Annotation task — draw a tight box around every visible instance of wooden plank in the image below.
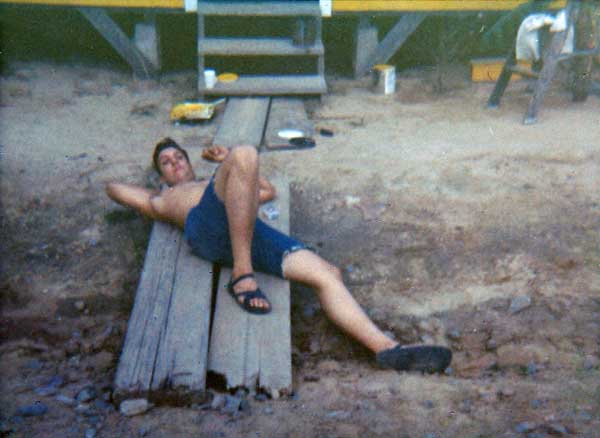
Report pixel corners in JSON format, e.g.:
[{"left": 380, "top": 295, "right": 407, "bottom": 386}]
[
  {"left": 114, "top": 221, "right": 213, "bottom": 404},
  {"left": 78, "top": 7, "right": 158, "bottom": 79},
  {"left": 332, "top": 0, "right": 566, "bottom": 12},
  {"left": 201, "top": 75, "right": 327, "bottom": 97},
  {"left": 264, "top": 97, "right": 314, "bottom": 150},
  {"left": 208, "top": 179, "right": 292, "bottom": 394},
  {"left": 213, "top": 97, "right": 270, "bottom": 147},
  {"left": 114, "top": 221, "right": 179, "bottom": 398},
  {"left": 150, "top": 239, "right": 213, "bottom": 399}
]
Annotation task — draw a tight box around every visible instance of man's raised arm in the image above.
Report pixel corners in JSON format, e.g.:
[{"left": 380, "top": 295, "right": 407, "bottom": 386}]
[{"left": 106, "top": 182, "right": 160, "bottom": 220}]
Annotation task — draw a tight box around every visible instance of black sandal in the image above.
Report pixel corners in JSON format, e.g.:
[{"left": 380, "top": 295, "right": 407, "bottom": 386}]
[{"left": 226, "top": 273, "right": 272, "bottom": 315}]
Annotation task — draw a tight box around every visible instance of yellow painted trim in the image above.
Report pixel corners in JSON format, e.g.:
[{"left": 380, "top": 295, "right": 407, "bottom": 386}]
[
  {"left": 0, "top": 0, "right": 183, "bottom": 8},
  {"left": 0, "top": 0, "right": 567, "bottom": 12},
  {"left": 333, "top": 0, "right": 566, "bottom": 12}
]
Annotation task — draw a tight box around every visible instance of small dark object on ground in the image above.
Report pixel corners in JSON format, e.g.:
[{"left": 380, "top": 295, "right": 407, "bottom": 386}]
[
  {"left": 319, "top": 128, "right": 334, "bottom": 137},
  {"left": 16, "top": 402, "right": 48, "bottom": 417},
  {"left": 288, "top": 137, "right": 316, "bottom": 150}
]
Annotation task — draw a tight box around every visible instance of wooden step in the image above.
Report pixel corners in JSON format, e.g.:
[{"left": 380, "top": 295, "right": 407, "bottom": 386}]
[
  {"left": 199, "top": 1, "right": 321, "bottom": 16},
  {"left": 200, "top": 74, "right": 326, "bottom": 95},
  {"left": 199, "top": 37, "right": 324, "bottom": 56}
]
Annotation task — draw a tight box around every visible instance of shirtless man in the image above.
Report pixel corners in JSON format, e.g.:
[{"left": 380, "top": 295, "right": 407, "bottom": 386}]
[{"left": 106, "top": 138, "right": 452, "bottom": 373}]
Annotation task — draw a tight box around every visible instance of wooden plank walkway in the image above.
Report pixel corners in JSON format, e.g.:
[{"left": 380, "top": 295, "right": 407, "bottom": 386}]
[
  {"left": 264, "top": 97, "right": 314, "bottom": 150},
  {"left": 208, "top": 178, "right": 292, "bottom": 395},
  {"left": 114, "top": 221, "right": 213, "bottom": 405},
  {"left": 213, "top": 97, "right": 270, "bottom": 147},
  {"left": 115, "top": 96, "right": 302, "bottom": 404}
]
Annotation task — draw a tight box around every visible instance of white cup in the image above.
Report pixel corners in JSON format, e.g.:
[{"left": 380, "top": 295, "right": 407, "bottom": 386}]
[{"left": 204, "top": 69, "right": 216, "bottom": 89}]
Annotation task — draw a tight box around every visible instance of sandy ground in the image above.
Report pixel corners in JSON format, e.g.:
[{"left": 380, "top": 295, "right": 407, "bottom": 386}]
[{"left": 1, "top": 61, "right": 600, "bottom": 437}]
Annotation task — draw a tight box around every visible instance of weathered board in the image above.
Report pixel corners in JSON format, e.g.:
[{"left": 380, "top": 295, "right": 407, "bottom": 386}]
[
  {"left": 114, "top": 221, "right": 213, "bottom": 405},
  {"left": 208, "top": 178, "right": 292, "bottom": 395},
  {"left": 213, "top": 97, "right": 270, "bottom": 147},
  {"left": 264, "top": 97, "right": 314, "bottom": 150}
]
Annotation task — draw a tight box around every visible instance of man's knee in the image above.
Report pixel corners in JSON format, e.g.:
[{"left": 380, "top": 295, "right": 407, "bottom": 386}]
[
  {"left": 228, "top": 145, "right": 258, "bottom": 172},
  {"left": 328, "top": 264, "right": 343, "bottom": 282},
  {"left": 316, "top": 260, "right": 343, "bottom": 286}
]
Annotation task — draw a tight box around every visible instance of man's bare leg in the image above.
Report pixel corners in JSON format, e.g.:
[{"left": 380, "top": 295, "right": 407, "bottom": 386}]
[
  {"left": 283, "top": 250, "right": 452, "bottom": 372},
  {"left": 282, "top": 249, "right": 397, "bottom": 353},
  {"left": 214, "top": 146, "right": 269, "bottom": 310}
]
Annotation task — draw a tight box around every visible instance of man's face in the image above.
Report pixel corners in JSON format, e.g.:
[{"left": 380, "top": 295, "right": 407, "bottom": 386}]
[{"left": 157, "top": 147, "right": 195, "bottom": 186}]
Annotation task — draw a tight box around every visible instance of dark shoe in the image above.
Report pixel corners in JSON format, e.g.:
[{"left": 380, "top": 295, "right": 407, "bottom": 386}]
[
  {"left": 227, "top": 273, "right": 271, "bottom": 315},
  {"left": 376, "top": 345, "right": 452, "bottom": 374}
]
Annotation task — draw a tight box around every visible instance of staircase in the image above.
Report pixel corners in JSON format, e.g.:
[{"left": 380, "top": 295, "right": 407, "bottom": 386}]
[{"left": 197, "top": 1, "right": 327, "bottom": 96}]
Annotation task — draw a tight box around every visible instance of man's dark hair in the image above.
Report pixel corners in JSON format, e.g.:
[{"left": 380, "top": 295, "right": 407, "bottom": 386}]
[{"left": 152, "top": 137, "right": 190, "bottom": 175}]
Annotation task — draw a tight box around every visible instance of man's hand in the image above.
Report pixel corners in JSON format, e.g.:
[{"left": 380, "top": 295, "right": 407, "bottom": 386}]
[{"left": 202, "top": 146, "right": 229, "bottom": 163}]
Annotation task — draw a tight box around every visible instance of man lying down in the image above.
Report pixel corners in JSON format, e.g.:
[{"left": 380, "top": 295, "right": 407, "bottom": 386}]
[{"left": 106, "top": 138, "right": 452, "bottom": 373}]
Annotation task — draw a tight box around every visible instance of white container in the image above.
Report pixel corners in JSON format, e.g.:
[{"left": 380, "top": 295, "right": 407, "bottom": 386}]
[
  {"left": 372, "top": 64, "right": 396, "bottom": 95},
  {"left": 204, "top": 69, "right": 217, "bottom": 89}
]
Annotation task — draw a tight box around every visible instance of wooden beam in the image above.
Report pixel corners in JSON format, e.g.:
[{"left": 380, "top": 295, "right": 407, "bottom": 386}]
[
  {"left": 208, "top": 178, "right": 292, "bottom": 395},
  {"left": 213, "top": 97, "right": 270, "bottom": 147},
  {"left": 358, "top": 13, "right": 426, "bottom": 77},
  {"left": 78, "top": 7, "right": 158, "bottom": 79}
]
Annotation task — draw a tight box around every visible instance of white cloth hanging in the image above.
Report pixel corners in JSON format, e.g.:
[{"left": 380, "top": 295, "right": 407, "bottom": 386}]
[{"left": 516, "top": 10, "right": 574, "bottom": 61}]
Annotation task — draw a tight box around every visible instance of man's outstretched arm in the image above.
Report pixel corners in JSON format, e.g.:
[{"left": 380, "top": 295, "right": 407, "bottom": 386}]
[{"left": 106, "top": 182, "right": 160, "bottom": 220}]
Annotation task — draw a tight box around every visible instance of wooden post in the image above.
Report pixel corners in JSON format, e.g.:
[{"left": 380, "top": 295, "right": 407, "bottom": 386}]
[
  {"left": 487, "top": 46, "right": 518, "bottom": 108},
  {"left": 524, "top": 1, "right": 577, "bottom": 124},
  {"left": 354, "top": 16, "right": 378, "bottom": 78},
  {"left": 134, "top": 14, "right": 161, "bottom": 71}
]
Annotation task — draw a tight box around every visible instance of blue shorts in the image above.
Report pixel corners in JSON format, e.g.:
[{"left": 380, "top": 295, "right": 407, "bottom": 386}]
[{"left": 184, "top": 178, "right": 307, "bottom": 279}]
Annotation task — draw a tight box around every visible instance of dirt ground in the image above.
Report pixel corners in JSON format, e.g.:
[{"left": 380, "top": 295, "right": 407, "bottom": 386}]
[{"left": 1, "top": 61, "right": 600, "bottom": 437}]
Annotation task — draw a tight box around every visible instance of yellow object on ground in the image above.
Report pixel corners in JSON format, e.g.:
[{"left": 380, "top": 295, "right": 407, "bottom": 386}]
[
  {"left": 217, "top": 73, "right": 239, "bottom": 83},
  {"left": 470, "top": 58, "right": 532, "bottom": 82},
  {"left": 169, "top": 99, "right": 225, "bottom": 122}
]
